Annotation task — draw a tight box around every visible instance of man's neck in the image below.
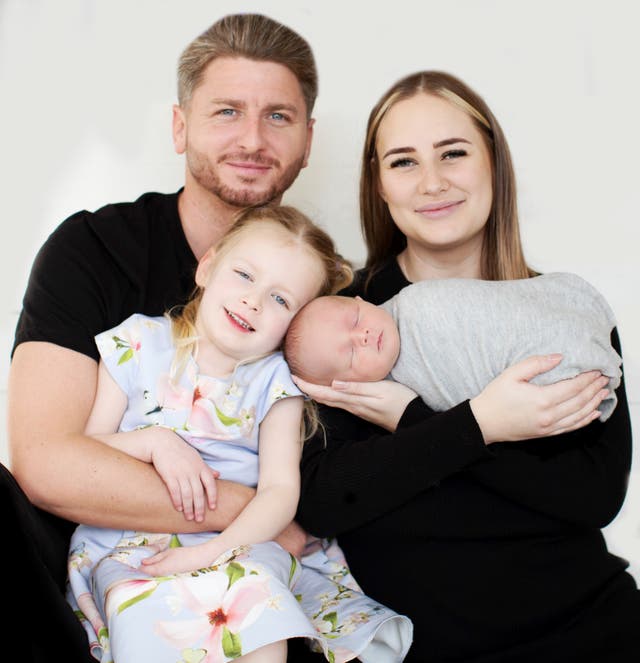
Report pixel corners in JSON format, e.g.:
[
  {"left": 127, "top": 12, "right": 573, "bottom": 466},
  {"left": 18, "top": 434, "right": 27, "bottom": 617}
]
[{"left": 177, "top": 183, "right": 240, "bottom": 261}]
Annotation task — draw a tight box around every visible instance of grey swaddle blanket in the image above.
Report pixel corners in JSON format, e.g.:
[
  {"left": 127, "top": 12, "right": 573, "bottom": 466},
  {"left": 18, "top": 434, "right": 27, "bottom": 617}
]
[{"left": 380, "top": 272, "right": 621, "bottom": 421}]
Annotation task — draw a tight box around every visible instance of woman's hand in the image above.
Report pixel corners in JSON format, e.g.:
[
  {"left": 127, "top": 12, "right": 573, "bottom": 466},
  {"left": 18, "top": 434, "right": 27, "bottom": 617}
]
[
  {"left": 470, "top": 354, "right": 610, "bottom": 444},
  {"left": 292, "top": 375, "right": 418, "bottom": 431},
  {"left": 149, "top": 431, "right": 219, "bottom": 522}
]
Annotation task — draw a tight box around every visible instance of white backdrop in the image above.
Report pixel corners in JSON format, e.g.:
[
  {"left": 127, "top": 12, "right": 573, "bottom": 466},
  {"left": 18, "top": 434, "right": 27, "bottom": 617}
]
[{"left": 1, "top": 0, "right": 638, "bottom": 579}]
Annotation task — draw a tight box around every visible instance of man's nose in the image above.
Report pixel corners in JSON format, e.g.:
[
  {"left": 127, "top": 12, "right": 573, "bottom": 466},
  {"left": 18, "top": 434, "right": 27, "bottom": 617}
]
[{"left": 236, "top": 116, "right": 267, "bottom": 153}]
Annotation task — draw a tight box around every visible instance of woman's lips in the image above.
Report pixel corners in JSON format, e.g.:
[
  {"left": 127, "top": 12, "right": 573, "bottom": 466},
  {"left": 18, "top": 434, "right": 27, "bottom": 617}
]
[{"left": 415, "top": 200, "right": 463, "bottom": 218}]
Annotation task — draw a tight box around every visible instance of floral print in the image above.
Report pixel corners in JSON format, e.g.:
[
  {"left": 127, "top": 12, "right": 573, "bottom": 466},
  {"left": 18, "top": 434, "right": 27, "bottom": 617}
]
[{"left": 66, "top": 315, "right": 413, "bottom": 661}]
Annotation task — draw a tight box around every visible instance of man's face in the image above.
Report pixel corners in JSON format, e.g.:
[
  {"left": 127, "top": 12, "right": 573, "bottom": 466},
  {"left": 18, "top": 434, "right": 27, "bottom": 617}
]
[{"left": 173, "top": 56, "right": 314, "bottom": 208}]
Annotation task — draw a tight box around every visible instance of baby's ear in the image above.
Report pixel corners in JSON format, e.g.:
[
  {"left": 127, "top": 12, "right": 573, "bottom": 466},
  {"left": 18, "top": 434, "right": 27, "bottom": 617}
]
[{"left": 195, "top": 248, "right": 216, "bottom": 287}]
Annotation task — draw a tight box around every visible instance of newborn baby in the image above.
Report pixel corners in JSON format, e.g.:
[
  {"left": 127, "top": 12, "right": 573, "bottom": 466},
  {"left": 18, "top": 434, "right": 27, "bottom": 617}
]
[{"left": 284, "top": 272, "right": 622, "bottom": 420}]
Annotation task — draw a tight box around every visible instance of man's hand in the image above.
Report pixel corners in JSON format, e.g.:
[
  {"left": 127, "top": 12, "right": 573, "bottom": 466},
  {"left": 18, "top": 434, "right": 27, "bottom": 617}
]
[{"left": 274, "top": 520, "right": 310, "bottom": 558}]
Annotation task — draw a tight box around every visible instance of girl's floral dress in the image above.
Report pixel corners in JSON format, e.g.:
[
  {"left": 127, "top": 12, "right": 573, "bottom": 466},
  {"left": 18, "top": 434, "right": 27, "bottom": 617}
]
[{"left": 67, "top": 314, "right": 413, "bottom": 663}]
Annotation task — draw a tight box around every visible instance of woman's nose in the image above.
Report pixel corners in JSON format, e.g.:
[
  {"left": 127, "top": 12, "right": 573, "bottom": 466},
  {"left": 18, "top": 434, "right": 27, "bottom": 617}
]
[{"left": 419, "top": 166, "right": 449, "bottom": 195}]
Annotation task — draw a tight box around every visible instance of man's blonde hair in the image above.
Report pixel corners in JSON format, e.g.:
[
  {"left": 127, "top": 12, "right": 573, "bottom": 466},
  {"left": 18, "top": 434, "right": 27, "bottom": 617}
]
[{"left": 178, "top": 13, "right": 318, "bottom": 118}]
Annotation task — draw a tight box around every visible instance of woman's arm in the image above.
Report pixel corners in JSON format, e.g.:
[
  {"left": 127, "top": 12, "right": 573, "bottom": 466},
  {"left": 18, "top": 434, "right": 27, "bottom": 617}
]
[
  {"left": 296, "top": 355, "right": 608, "bottom": 537},
  {"left": 467, "top": 329, "right": 632, "bottom": 528},
  {"left": 141, "top": 396, "right": 304, "bottom": 575}
]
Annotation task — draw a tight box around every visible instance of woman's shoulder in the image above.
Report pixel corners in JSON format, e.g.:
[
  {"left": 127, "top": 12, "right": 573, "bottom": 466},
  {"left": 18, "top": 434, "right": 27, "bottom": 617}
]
[{"left": 339, "top": 256, "right": 409, "bottom": 305}]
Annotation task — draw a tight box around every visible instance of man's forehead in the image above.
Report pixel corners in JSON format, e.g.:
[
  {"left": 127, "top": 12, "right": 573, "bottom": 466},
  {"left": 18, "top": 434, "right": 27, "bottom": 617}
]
[{"left": 196, "top": 56, "right": 306, "bottom": 108}]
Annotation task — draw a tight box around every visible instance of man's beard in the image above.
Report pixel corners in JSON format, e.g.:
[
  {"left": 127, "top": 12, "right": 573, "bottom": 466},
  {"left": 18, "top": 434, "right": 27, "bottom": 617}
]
[{"left": 187, "top": 149, "right": 306, "bottom": 208}]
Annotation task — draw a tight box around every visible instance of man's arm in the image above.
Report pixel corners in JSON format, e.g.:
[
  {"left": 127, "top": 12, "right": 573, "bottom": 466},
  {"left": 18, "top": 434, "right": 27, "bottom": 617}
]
[{"left": 8, "top": 341, "right": 254, "bottom": 532}]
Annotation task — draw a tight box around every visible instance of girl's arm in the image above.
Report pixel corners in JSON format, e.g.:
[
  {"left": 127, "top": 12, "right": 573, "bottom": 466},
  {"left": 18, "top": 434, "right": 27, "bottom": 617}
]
[
  {"left": 86, "top": 359, "right": 218, "bottom": 521},
  {"left": 141, "top": 395, "right": 303, "bottom": 576}
]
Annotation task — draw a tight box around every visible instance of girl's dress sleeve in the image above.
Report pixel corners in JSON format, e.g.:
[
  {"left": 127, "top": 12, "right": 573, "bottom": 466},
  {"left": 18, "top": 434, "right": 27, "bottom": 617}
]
[
  {"left": 93, "top": 313, "right": 160, "bottom": 398},
  {"left": 252, "top": 352, "right": 304, "bottom": 424}
]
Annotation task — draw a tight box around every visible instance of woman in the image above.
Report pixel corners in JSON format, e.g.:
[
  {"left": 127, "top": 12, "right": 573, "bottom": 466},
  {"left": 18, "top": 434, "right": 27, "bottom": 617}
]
[{"left": 294, "top": 71, "right": 640, "bottom": 662}]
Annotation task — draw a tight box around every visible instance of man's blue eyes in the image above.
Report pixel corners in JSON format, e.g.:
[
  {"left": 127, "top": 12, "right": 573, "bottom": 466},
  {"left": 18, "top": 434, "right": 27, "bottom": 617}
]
[{"left": 217, "top": 110, "right": 287, "bottom": 121}]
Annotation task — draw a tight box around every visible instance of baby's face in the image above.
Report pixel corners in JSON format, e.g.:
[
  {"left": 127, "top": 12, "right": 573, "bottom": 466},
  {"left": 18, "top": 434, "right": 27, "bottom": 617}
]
[{"left": 295, "top": 296, "right": 400, "bottom": 385}]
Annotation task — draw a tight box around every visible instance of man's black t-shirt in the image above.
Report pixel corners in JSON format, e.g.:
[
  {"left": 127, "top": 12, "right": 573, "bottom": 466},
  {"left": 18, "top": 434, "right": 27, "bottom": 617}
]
[{"left": 14, "top": 189, "right": 197, "bottom": 359}]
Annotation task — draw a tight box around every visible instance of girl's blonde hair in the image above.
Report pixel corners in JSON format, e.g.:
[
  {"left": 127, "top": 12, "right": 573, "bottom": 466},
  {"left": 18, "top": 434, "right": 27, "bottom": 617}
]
[
  {"left": 360, "top": 70, "right": 537, "bottom": 288},
  {"left": 168, "top": 205, "right": 353, "bottom": 439}
]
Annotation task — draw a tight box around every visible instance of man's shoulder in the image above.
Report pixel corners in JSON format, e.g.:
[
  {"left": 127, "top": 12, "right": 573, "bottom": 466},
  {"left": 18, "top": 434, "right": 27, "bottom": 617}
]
[{"left": 52, "top": 190, "right": 180, "bottom": 242}]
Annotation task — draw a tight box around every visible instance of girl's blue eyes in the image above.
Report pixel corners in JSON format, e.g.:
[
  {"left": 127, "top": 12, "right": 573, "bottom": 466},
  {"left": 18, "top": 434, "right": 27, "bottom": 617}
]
[
  {"left": 272, "top": 294, "right": 288, "bottom": 307},
  {"left": 235, "top": 271, "right": 288, "bottom": 307}
]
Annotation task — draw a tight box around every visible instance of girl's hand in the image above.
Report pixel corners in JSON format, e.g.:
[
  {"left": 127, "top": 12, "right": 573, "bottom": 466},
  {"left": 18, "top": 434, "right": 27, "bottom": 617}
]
[
  {"left": 292, "top": 375, "right": 418, "bottom": 431},
  {"left": 470, "top": 354, "right": 610, "bottom": 444},
  {"left": 141, "top": 544, "right": 217, "bottom": 576},
  {"left": 150, "top": 432, "right": 219, "bottom": 522}
]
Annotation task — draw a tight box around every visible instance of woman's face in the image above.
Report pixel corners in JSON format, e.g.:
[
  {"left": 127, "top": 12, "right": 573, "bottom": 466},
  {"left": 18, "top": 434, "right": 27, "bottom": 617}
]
[{"left": 376, "top": 93, "right": 493, "bottom": 263}]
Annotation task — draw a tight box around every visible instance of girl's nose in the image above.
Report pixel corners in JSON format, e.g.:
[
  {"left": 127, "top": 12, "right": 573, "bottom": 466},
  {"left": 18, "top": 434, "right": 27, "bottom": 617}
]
[{"left": 241, "top": 293, "right": 261, "bottom": 312}]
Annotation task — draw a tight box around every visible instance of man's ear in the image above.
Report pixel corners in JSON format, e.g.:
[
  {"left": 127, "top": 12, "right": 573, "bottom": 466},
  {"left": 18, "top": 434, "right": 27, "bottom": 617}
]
[
  {"left": 195, "top": 247, "right": 216, "bottom": 287},
  {"left": 301, "top": 117, "right": 315, "bottom": 169},
  {"left": 172, "top": 104, "right": 187, "bottom": 155}
]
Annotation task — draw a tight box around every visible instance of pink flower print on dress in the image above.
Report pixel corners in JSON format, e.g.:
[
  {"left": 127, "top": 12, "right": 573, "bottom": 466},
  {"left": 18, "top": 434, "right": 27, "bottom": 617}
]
[
  {"left": 104, "top": 578, "right": 162, "bottom": 618},
  {"left": 155, "top": 572, "right": 271, "bottom": 661},
  {"left": 156, "top": 371, "right": 240, "bottom": 439},
  {"left": 96, "top": 317, "right": 161, "bottom": 365}
]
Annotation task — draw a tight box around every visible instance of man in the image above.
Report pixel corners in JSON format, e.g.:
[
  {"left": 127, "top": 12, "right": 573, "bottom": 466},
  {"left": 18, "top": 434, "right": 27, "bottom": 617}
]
[{"left": 5, "top": 13, "right": 322, "bottom": 661}]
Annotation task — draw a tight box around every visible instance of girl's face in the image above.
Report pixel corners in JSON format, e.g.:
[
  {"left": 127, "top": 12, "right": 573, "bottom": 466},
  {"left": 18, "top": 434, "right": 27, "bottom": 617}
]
[
  {"left": 194, "top": 223, "right": 325, "bottom": 375},
  {"left": 376, "top": 93, "right": 493, "bottom": 268}
]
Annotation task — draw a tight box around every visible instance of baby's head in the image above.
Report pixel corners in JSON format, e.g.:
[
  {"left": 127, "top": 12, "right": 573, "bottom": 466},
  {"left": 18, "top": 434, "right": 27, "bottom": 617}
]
[{"left": 284, "top": 295, "right": 400, "bottom": 386}]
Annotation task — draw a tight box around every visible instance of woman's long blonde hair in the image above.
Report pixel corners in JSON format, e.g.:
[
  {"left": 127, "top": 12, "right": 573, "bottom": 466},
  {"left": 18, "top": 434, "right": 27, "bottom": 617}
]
[
  {"left": 168, "top": 205, "right": 353, "bottom": 439},
  {"left": 360, "top": 71, "right": 536, "bottom": 286}
]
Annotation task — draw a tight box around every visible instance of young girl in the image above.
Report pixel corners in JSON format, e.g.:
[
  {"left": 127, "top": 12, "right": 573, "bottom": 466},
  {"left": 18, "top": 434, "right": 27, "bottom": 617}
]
[{"left": 66, "top": 206, "right": 413, "bottom": 663}]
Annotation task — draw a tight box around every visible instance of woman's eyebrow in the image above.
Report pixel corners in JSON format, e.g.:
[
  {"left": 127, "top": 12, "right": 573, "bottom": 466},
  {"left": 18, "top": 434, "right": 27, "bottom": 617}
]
[
  {"left": 382, "top": 146, "right": 416, "bottom": 159},
  {"left": 433, "top": 137, "right": 471, "bottom": 148},
  {"left": 382, "top": 137, "right": 471, "bottom": 159}
]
